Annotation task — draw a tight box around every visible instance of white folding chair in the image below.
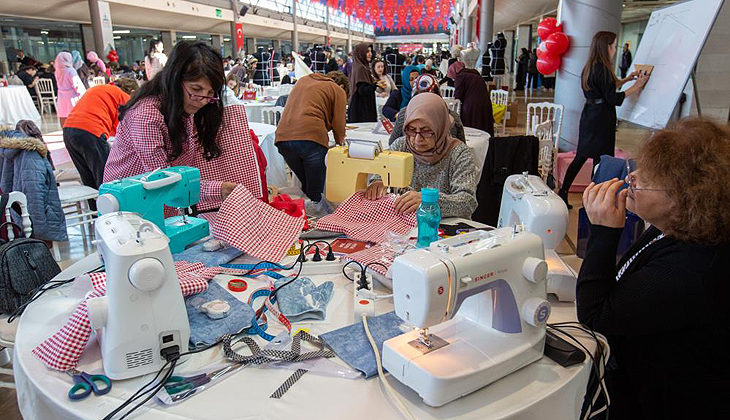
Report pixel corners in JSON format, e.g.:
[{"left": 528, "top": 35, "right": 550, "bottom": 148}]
[
  {"left": 262, "top": 106, "right": 285, "bottom": 126},
  {"left": 55, "top": 184, "right": 99, "bottom": 261},
  {"left": 526, "top": 102, "right": 563, "bottom": 144},
  {"left": 534, "top": 120, "right": 556, "bottom": 182},
  {"left": 490, "top": 89, "right": 509, "bottom": 135},
  {"left": 91, "top": 76, "right": 106, "bottom": 86},
  {"left": 440, "top": 86, "right": 455, "bottom": 98},
  {"left": 34, "top": 78, "right": 57, "bottom": 116},
  {"left": 445, "top": 98, "right": 461, "bottom": 115},
  {"left": 278, "top": 84, "right": 293, "bottom": 95}
]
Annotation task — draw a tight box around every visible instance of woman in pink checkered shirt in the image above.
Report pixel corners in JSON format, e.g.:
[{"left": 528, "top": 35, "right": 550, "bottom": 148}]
[{"left": 103, "top": 41, "right": 238, "bottom": 202}]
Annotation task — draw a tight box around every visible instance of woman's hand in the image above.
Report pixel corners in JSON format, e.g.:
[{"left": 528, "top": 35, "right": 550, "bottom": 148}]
[
  {"left": 582, "top": 179, "right": 628, "bottom": 228},
  {"left": 221, "top": 182, "right": 238, "bottom": 201},
  {"left": 364, "top": 181, "right": 387, "bottom": 200},
  {"left": 376, "top": 80, "right": 388, "bottom": 89},
  {"left": 394, "top": 191, "right": 421, "bottom": 215}
]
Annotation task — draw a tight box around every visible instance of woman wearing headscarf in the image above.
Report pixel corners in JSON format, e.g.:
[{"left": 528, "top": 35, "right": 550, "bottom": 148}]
[
  {"left": 388, "top": 73, "right": 465, "bottom": 145},
  {"left": 365, "top": 93, "right": 478, "bottom": 219},
  {"left": 347, "top": 43, "right": 380, "bottom": 123},
  {"left": 71, "top": 50, "right": 91, "bottom": 89},
  {"left": 55, "top": 52, "right": 87, "bottom": 126},
  {"left": 86, "top": 50, "right": 110, "bottom": 77},
  {"left": 382, "top": 64, "right": 420, "bottom": 122},
  {"left": 454, "top": 60, "right": 495, "bottom": 136}
]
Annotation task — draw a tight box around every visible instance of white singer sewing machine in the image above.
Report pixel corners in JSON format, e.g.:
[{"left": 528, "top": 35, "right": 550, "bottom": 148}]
[
  {"left": 325, "top": 139, "right": 413, "bottom": 203},
  {"left": 498, "top": 173, "right": 577, "bottom": 301},
  {"left": 382, "top": 227, "right": 551, "bottom": 407},
  {"left": 87, "top": 212, "right": 190, "bottom": 380}
]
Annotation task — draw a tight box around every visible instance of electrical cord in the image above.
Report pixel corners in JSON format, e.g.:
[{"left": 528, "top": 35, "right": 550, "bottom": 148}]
[
  {"left": 548, "top": 323, "right": 611, "bottom": 420},
  {"left": 118, "top": 359, "right": 178, "bottom": 420},
  {"left": 102, "top": 359, "right": 175, "bottom": 420},
  {"left": 363, "top": 314, "right": 418, "bottom": 420}
]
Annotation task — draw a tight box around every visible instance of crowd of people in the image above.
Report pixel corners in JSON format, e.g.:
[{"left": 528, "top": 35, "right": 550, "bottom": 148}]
[{"left": 2, "top": 32, "right": 729, "bottom": 420}]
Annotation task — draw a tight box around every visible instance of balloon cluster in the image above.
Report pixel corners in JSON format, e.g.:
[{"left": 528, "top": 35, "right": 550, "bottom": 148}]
[
  {"left": 106, "top": 49, "right": 119, "bottom": 64},
  {"left": 536, "top": 18, "right": 569, "bottom": 75}
]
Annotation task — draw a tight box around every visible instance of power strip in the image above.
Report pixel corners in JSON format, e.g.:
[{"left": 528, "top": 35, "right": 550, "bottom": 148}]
[
  {"left": 353, "top": 272, "right": 375, "bottom": 322},
  {"left": 297, "top": 259, "right": 344, "bottom": 276}
]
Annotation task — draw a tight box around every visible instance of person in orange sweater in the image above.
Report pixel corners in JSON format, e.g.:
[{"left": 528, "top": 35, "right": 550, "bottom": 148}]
[
  {"left": 62, "top": 78, "right": 138, "bottom": 193},
  {"left": 275, "top": 71, "right": 348, "bottom": 202}
]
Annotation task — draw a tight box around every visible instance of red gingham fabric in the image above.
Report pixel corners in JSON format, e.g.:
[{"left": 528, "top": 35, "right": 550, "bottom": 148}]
[
  {"left": 212, "top": 185, "right": 304, "bottom": 262},
  {"left": 315, "top": 192, "right": 417, "bottom": 243},
  {"left": 103, "top": 98, "right": 264, "bottom": 216},
  {"left": 32, "top": 262, "right": 221, "bottom": 372},
  {"left": 341, "top": 242, "right": 401, "bottom": 276}
]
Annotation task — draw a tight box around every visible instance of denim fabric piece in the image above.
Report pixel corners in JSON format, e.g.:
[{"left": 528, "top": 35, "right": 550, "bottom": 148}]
[
  {"left": 320, "top": 311, "right": 407, "bottom": 378},
  {"left": 185, "top": 282, "right": 254, "bottom": 349},
  {"left": 593, "top": 155, "right": 629, "bottom": 186},
  {"left": 274, "top": 277, "right": 334, "bottom": 322},
  {"left": 173, "top": 242, "right": 243, "bottom": 267}
]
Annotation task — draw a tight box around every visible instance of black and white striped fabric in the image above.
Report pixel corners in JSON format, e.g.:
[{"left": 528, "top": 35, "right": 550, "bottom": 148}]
[
  {"left": 270, "top": 369, "right": 308, "bottom": 399},
  {"left": 616, "top": 233, "right": 665, "bottom": 281},
  {"left": 220, "top": 330, "right": 334, "bottom": 365}
]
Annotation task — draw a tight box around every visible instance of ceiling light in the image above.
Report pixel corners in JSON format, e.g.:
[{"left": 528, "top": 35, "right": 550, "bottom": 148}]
[
  {"left": 113, "top": 36, "right": 121, "bottom": 39},
  {"left": 224, "top": 38, "right": 230, "bottom": 41},
  {"left": 182, "top": 35, "right": 197, "bottom": 39},
  {"left": 113, "top": 29, "right": 130, "bottom": 34},
  {"left": 40, "top": 30, "right": 49, "bottom": 34}
]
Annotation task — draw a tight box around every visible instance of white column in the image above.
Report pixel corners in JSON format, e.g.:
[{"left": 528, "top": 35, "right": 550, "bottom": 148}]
[
  {"left": 88, "top": 0, "right": 115, "bottom": 54},
  {"left": 516, "top": 24, "right": 531, "bottom": 55},
  {"left": 504, "top": 29, "right": 515, "bottom": 73},
  {"left": 326, "top": 7, "right": 331, "bottom": 46},
  {"left": 478, "top": 0, "right": 494, "bottom": 53},
  {"left": 161, "top": 31, "right": 176, "bottom": 56},
  {"left": 292, "top": 0, "right": 299, "bottom": 53},
  {"left": 554, "top": 0, "right": 622, "bottom": 151},
  {"left": 347, "top": 15, "right": 353, "bottom": 53}
]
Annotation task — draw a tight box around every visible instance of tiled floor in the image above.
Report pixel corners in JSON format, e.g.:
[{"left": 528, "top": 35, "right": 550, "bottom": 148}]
[{"left": 0, "top": 87, "right": 652, "bottom": 420}]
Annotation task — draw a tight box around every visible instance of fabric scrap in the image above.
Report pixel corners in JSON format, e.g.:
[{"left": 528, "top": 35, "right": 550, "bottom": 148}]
[
  {"left": 274, "top": 277, "right": 334, "bottom": 322},
  {"left": 173, "top": 241, "right": 243, "bottom": 267},
  {"left": 314, "top": 192, "right": 416, "bottom": 243},
  {"left": 32, "top": 261, "right": 221, "bottom": 372},
  {"left": 186, "top": 282, "right": 255, "bottom": 348},
  {"left": 320, "top": 311, "right": 408, "bottom": 378},
  {"left": 212, "top": 185, "right": 305, "bottom": 262}
]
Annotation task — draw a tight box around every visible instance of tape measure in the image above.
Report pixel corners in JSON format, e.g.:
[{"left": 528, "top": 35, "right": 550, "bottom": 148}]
[{"left": 248, "top": 288, "right": 292, "bottom": 338}]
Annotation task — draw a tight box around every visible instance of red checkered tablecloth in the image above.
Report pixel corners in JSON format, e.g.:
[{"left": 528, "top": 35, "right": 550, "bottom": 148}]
[
  {"left": 31, "top": 261, "right": 221, "bottom": 372},
  {"left": 212, "top": 185, "right": 305, "bottom": 262},
  {"left": 315, "top": 192, "right": 416, "bottom": 243}
]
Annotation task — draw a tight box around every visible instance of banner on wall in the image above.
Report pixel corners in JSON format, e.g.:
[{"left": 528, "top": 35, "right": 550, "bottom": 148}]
[
  {"left": 398, "top": 43, "right": 423, "bottom": 54},
  {"left": 235, "top": 23, "right": 244, "bottom": 53}
]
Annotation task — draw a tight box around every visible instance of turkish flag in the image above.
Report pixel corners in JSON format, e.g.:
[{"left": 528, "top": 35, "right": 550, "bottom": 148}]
[{"left": 235, "top": 23, "right": 244, "bottom": 51}]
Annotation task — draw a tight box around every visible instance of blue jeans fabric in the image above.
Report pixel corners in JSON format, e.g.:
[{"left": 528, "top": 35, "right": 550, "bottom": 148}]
[
  {"left": 173, "top": 242, "right": 243, "bottom": 266},
  {"left": 185, "top": 282, "right": 255, "bottom": 349},
  {"left": 274, "top": 277, "right": 334, "bottom": 322},
  {"left": 276, "top": 140, "right": 328, "bottom": 201},
  {"left": 320, "top": 311, "right": 407, "bottom": 378}
]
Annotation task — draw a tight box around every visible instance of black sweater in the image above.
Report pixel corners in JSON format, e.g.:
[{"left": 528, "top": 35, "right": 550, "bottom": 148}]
[{"left": 577, "top": 225, "right": 730, "bottom": 419}]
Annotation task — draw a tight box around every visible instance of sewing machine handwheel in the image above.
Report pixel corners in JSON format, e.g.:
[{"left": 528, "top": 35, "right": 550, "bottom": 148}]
[{"left": 128, "top": 258, "right": 165, "bottom": 291}]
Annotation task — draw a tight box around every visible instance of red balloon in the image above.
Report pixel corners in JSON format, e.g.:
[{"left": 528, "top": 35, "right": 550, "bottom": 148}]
[
  {"left": 545, "top": 32, "right": 570, "bottom": 55},
  {"left": 537, "top": 17, "right": 562, "bottom": 41},
  {"left": 536, "top": 41, "right": 549, "bottom": 58},
  {"left": 537, "top": 53, "right": 561, "bottom": 75}
]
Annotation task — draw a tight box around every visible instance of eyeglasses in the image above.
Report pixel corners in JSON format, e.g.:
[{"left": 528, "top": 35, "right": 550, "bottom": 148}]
[
  {"left": 182, "top": 83, "right": 219, "bottom": 104},
  {"left": 404, "top": 126, "right": 435, "bottom": 139},
  {"left": 625, "top": 160, "right": 666, "bottom": 193}
]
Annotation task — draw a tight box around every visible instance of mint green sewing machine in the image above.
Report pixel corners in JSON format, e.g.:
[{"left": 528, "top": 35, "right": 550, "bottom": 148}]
[{"left": 96, "top": 166, "right": 209, "bottom": 253}]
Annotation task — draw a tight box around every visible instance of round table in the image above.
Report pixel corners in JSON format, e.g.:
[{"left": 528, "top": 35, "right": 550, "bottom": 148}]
[
  {"left": 243, "top": 99, "right": 279, "bottom": 124},
  {"left": 338, "top": 122, "right": 491, "bottom": 180},
  {"left": 0, "top": 85, "right": 41, "bottom": 126},
  {"left": 249, "top": 122, "right": 288, "bottom": 188},
  {"left": 13, "top": 241, "right": 592, "bottom": 420}
]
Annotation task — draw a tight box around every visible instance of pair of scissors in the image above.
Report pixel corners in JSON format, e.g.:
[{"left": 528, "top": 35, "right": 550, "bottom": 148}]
[
  {"left": 66, "top": 369, "right": 112, "bottom": 400},
  {"left": 164, "top": 364, "right": 242, "bottom": 400}
]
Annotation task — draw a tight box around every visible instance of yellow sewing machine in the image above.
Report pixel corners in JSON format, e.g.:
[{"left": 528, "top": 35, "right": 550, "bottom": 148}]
[{"left": 325, "top": 140, "right": 414, "bottom": 203}]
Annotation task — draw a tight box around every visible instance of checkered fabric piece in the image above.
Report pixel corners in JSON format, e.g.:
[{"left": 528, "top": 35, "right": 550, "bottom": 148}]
[
  {"left": 341, "top": 242, "right": 401, "bottom": 276},
  {"left": 212, "top": 185, "right": 304, "bottom": 262},
  {"left": 31, "top": 262, "right": 221, "bottom": 371},
  {"left": 314, "top": 192, "right": 417, "bottom": 243},
  {"left": 104, "top": 98, "right": 264, "bottom": 217}
]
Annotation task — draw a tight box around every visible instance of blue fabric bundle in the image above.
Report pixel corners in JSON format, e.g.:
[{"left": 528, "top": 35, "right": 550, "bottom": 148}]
[
  {"left": 320, "top": 311, "right": 407, "bottom": 379},
  {"left": 173, "top": 242, "right": 243, "bottom": 267},
  {"left": 274, "top": 277, "right": 334, "bottom": 322},
  {"left": 185, "top": 282, "right": 254, "bottom": 349}
]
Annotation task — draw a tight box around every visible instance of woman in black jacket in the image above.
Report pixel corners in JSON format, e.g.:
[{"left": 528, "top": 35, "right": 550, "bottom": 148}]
[
  {"left": 579, "top": 118, "right": 730, "bottom": 420},
  {"left": 558, "top": 31, "right": 647, "bottom": 207},
  {"left": 347, "top": 43, "right": 384, "bottom": 123},
  {"left": 514, "top": 48, "right": 529, "bottom": 90}
]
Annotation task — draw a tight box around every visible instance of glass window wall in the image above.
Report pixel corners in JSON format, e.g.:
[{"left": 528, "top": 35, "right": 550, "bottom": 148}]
[
  {"left": 1, "top": 16, "right": 83, "bottom": 66},
  {"left": 112, "top": 28, "right": 162, "bottom": 66}
]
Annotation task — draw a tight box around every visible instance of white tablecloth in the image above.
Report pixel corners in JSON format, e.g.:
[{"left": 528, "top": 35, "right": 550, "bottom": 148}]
[
  {"left": 0, "top": 86, "right": 41, "bottom": 126},
  {"left": 337, "top": 122, "right": 491, "bottom": 180},
  {"left": 243, "top": 99, "right": 279, "bottom": 124},
  {"left": 249, "top": 122, "right": 288, "bottom": 188},
  {"left": 13, "top": 227, "right": 592, "bottom": 420}
]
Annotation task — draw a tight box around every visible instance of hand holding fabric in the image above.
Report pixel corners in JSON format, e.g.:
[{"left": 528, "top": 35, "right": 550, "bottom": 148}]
[
  {"left": 582, "top": 179, "right": 628, "bottom": 228},
  {"left": 394, "top": 191, "right": 421, "bottom": 214},
  {"left": 364, "top": 180, "right": 387, "bottom": 200}
]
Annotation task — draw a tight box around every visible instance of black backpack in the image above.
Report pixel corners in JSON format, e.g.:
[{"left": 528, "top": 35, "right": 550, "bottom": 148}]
[{"left": 0, "top": 194, "right": 61, "bottom": 315}]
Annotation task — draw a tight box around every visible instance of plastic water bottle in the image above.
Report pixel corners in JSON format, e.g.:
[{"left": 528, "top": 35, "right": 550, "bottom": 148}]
[{"left": 416, "top": 188, "right": 441, "bottom": 248}]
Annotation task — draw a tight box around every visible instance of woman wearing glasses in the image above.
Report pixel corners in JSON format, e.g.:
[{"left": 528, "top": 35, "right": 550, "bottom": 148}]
[
  {"left": 578, "top": 118, "right": 730, "bottom": 419},
  {"left": 364, "top": 93, "right": 477, "bottom": 218},
  {"left": 104, "top": 41, "right": 238, "bottom": 202}
]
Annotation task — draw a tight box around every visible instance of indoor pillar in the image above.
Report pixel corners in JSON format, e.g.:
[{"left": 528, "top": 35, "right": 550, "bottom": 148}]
[{"left": 161, "top": 31, "right": 176, "bottom": 56}]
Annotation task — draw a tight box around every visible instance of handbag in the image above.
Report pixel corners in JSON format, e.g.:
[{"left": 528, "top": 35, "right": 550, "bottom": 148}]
[{"left": 0, "top": 216, "right": 61, "bottom": 314}]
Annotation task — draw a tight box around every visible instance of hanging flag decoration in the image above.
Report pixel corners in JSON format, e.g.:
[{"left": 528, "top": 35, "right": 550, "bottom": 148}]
[{"left": 313, "top": 0, "right": 453, "bottom": 35}]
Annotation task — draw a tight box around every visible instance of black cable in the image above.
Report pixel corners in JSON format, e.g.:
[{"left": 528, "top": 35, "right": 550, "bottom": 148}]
[
  {"left": 102, "top": 360, "right": 173, "bottom": 420},
  {"left": 342, "top": 260, "right": 365, "bottom": 281},
  {"left": 118, "top": 359, "right": 178, "bottom": 420},
  {"left": 364, "top": 262, "right": 389, "bottom": 274},
  {"left": 8, "top": 279, "right": 75, "bottom": 323}
]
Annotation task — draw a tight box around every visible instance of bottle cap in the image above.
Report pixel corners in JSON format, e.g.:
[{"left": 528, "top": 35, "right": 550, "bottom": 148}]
[{"left": 421, "top": 188, "right": 439, "bottom": 204}]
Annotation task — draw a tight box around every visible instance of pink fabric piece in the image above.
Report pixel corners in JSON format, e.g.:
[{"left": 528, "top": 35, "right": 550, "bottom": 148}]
[
  {"left": 32, "top": 262, "right": 221, "bottom": 372},
  {"left": 315, "top": 192, "right": 417, "bottom": 243},
  {"left": 212, "top": 185, "right": 304, "bottom": 262}
]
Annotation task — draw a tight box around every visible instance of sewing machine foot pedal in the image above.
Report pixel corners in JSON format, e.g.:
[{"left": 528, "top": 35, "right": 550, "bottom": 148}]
[{"left": 408, "top": 334, "right": 449, "bottom": 354}]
